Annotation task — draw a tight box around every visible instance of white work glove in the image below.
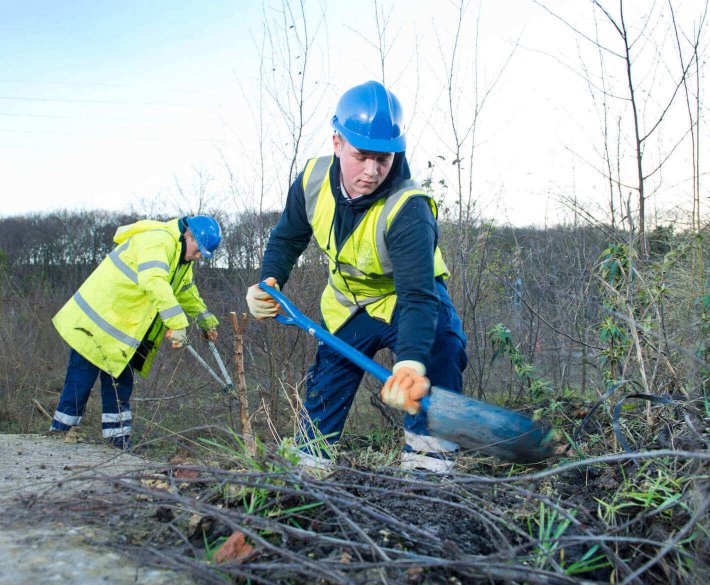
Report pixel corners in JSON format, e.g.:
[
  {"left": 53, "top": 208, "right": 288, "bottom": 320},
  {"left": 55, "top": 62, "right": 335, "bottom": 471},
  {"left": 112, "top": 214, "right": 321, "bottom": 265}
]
[
  {"left": 166, "top": 328, "right": 188, "bottom": 348},
  {"left": 246, "top": 277, "right": 281, "bottom": 319},
  {"left": 380, "top": 360, "right": 430, "bottom": 415}
]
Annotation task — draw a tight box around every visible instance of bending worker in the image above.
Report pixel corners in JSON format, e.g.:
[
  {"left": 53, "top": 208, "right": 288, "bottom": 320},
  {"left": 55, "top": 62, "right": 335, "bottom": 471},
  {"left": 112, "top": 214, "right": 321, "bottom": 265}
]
[
  {"left": 50, "top": 215, "right": 221, "bottom": 449},
  {"left": 246, "top": 81, "right": 468, "bottom": 473}
]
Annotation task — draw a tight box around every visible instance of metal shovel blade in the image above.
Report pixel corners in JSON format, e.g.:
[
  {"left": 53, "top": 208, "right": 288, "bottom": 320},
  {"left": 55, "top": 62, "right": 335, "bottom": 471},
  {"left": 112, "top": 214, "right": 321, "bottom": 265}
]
[{"left": 426, "top": 387, "right": 557, "bottom": 463}]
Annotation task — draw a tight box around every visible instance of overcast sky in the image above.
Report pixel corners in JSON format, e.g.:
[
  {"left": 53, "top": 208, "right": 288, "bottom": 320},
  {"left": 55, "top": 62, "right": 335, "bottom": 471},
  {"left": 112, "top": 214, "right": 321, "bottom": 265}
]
[{"left": 1, "top": 0, "right": 706, "bottom": 227}]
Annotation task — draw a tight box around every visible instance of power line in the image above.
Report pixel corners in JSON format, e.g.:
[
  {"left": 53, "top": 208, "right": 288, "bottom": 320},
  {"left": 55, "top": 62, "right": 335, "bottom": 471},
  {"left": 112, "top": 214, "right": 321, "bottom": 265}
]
[
  {"left": 0, "top": 127, "right": 227, "bottom": 143},
  {"left": 0, "top": 128, "right": 103, "bottom": 137},
  {"left": 0, "top": 111, "right": 79, "bottom": 120},
  {"left": 0, "top": 111, "right": 182, "bottom": 124},
  {"left": 0, "top": 95, "right": 218, "bottom": 108},
  {"left": 0, "top": 79, "right": 137, "bottom": 88}
]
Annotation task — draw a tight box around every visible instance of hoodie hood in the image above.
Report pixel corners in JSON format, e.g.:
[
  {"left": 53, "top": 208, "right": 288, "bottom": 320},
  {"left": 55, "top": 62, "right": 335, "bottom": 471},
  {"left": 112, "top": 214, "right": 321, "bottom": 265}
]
[
  {"left": 113, "top": 218, "right": 189, "bottom": 264},
  {"left": 114, "top": 219, "right": 178, "bottom": 244}
]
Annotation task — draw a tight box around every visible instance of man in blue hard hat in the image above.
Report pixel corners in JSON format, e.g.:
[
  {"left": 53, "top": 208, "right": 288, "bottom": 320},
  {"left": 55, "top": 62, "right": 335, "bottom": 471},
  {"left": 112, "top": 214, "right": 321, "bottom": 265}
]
[
  {"left": 50, "top": 215, "right": 222, "bottom": 449},
  {"left": 246, "top": 81, "right": 468, "bottom": 473}
]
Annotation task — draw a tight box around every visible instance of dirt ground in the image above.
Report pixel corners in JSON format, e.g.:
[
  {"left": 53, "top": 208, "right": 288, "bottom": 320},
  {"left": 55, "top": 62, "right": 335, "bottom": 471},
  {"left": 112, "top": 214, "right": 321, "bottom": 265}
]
[
  {"left": 2, "top": 432, "right": 706, "bottom": 584},
  {"left": 0, "top": 433, "right": 196, "bottom": 585},
  {"left": 0, "top": 432, "right": 539, "bottom": 584},
  {"left": 0, "top": 434, "right": 624, "bottom": 585}
]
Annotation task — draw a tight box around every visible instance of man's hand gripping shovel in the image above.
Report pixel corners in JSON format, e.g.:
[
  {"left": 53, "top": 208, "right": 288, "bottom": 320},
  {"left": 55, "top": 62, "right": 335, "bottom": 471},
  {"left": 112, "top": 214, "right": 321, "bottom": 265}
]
[
  {"left": 259, "top": 281, "right": 560, "bottom": 464},
  {"left": 167, "top": 331, "right": 234, "bottom": 394}
]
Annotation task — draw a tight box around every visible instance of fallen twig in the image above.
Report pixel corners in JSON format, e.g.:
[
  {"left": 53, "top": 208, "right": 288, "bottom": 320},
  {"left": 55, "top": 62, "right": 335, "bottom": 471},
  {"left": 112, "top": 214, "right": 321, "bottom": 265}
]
[{"left": 32, "top": 398, "right": 52, "bottom": 420}]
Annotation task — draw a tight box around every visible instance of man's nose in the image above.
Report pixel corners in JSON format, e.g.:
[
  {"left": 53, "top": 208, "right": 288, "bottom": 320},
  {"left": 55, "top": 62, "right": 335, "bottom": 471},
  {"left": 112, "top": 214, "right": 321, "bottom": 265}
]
[{"left": 363, "top": 159, "right": 379, "bottom": 176}]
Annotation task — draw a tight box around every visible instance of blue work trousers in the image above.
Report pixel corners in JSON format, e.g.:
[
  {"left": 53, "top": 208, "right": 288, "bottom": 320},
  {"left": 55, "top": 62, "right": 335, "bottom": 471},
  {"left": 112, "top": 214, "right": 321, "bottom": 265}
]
[
  {"left": 301, "top": 280, "right": 468, "bottom": 455},
  {"left": 50, "top": 348, "right": 134, "bottom": 442}
]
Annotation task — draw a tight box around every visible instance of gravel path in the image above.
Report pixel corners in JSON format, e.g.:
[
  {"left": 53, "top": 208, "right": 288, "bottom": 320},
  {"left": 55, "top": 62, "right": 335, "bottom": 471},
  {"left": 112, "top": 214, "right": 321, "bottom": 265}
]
[{"left": 0, "top": 433, "right": 196, "bottom": 584}]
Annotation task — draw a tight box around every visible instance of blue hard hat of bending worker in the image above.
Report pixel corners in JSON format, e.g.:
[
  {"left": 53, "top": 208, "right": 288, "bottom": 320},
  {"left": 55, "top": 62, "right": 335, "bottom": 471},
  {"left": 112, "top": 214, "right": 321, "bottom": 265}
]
[
  {"left": 186, "top": 215, "right": 221, "bottom": 259},
  {"left": 331, "top": 80, "right": 406, "bottom": 153}
]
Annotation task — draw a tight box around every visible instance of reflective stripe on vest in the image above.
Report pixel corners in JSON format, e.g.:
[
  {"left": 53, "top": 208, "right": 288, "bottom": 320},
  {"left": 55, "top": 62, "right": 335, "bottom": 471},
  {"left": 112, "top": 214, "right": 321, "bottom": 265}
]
[
  {"left": 302, "top": 156, "right": 446, "bottom": 329},
  {"left": 72, "top": 291, "right": 141, "bottom": 349},
  {"left": 304, "top": 156, "right": 332, "bottom": 223},
  {"left": 374, "top": 178, "right": 422, "bottom": 274},
  {"left": 303, "top": 157, "right": 389, "bottom": 311}
]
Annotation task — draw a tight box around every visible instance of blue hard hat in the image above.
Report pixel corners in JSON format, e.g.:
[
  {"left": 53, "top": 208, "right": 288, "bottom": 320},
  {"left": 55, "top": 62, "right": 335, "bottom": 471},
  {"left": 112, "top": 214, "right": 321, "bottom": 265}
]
[
  {"left": 186, "top": 215, "right": 221, "bottom": 259},
  {"left": 331, "top": 80, "right": 406, "bottom": 153}
]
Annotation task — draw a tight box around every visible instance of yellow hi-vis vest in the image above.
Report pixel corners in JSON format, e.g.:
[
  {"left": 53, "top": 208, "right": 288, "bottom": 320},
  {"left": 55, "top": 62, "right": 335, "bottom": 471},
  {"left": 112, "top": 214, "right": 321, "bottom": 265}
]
[
  {"left": 52, "top": 218, "right": 218, "bottom": 378},
  {"left": 303, "top": 156, "right": 448, "bottom": 333}
]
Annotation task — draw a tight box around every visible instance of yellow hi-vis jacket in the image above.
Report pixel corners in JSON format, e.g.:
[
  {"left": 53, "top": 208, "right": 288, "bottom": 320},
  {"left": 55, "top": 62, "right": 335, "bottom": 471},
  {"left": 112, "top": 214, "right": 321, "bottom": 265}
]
[
  {"left": 52, "top": 218, "right": 218, "bottom": 378},
  {"left": 303, "top": 156, "right": 448, "bottom": 333}
]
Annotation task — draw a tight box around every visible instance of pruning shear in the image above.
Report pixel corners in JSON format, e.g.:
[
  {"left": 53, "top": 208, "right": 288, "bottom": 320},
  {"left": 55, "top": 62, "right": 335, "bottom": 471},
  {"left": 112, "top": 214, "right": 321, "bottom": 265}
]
[
  {"left": 168, "top": 330, "right": 234, "bottom": 393},
  {"left": 186, "top": 340, "right": 235, "bottom": 394}
]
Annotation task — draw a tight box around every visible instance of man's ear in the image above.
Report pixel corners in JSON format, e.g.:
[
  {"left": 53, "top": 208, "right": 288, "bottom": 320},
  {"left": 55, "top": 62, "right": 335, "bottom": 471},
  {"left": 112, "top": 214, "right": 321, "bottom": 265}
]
[{"left": 332, "top": 133, "right": 342, "bottom": 155}]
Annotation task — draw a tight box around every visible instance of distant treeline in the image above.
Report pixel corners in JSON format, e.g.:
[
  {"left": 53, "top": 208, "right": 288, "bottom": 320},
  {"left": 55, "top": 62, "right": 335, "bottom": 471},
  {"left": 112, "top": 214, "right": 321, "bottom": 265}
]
[
  {"left": 0, "top": 209, "right": 675, "bottom": 274},
  {"left": 0, "top": 210, "right": 280, "bottom": 291},
  {"left": 0, "top": 209, "right": 686, "bottom": 410}
]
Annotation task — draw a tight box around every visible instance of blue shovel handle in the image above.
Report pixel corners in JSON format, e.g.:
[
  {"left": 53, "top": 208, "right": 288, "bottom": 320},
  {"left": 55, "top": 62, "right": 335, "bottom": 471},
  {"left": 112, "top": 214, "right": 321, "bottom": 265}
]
[{"left": 259, "top": 282, "right": 431, "bottom": 412}]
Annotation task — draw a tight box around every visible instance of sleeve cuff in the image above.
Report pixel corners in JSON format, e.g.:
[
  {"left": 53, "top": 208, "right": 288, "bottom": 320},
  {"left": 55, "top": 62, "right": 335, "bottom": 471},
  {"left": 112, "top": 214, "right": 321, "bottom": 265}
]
[{"left": 393, "top": 360, "right": 426, "bottom": 376}]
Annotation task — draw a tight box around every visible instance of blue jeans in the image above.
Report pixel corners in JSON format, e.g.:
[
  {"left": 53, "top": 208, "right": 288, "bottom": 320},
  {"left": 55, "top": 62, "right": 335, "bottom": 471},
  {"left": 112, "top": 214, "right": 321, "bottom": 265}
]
[
  {"left": 300, "top": 280, "right": 468, "bottom": 456},
  {"left": 51, "top": 348, "right": 134, "bottom": 443}
]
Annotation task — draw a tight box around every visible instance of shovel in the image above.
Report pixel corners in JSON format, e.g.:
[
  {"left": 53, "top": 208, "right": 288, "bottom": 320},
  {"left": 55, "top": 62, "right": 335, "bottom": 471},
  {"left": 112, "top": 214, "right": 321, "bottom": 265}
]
[{"left": 259, "top": 282, "right": 558, "bottom": 464}]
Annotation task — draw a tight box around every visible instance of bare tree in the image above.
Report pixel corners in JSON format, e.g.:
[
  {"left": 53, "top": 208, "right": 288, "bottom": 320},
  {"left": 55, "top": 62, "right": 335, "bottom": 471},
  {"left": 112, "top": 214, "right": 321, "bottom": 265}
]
[
  {"left": 260, "top": 0, "right": 329, "bottom": 189},
  {"left": 230, "top": 0, "right": 331, "bottom": 429},
  {"left": 535, "top": 0, "right": 709, "bottom": 256},
  {"left": 669, "top": 0, "right": 709, "bottom": 298},
  {"left": 343, "top": 1, "right": 408, "bottom": 86}
]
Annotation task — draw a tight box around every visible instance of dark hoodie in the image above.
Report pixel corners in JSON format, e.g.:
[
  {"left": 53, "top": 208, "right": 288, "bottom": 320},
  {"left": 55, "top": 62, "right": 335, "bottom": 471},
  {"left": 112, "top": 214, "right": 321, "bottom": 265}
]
[{"left": 260, "top": 152, "right": 441, "bottom": 364}]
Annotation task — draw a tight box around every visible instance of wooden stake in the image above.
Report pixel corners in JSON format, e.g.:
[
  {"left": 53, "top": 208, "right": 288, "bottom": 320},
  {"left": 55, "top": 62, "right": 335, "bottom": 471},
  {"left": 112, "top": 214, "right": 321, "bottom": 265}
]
[{"left": 231, "top": 311, "right": 255, "bottom": 456}]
